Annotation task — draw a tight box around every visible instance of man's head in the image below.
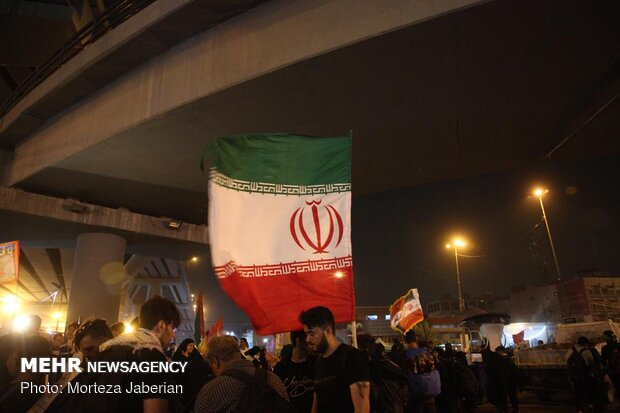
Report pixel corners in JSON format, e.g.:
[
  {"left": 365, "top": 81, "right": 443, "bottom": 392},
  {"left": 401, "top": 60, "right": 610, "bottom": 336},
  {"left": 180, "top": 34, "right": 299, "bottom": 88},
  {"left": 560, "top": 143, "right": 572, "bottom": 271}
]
[
  {"left": 205, "top": 336, "right": 242, "bottom": 376},
  {"left": 139, "top": 295, "right": 181, "bottom": 348},
  {"left": 52, "top": 333, "right": 64, "bottom": 350},
  {"left": 577, "top": 336, "right": 589, "bottom": 347},
  {"left": 299, "top": 306, "right": 336, "bottom": 354},
  {"left": 290, "top": 330, "right": 309, "bottom": 358},
  {"left": 239, "top": 337, "right": 249, "bottom": 350},
  {"left": 603, "top": 330, "right": 617, "bottom": 344},
  {"left": 25, "top": 315, "right": 42, "bottom": 335},
  {"left": 74, "top": 319, "right": 113, "bottom": 361},
  {"left": 290, "top": 330, "right": 307, "bottom": 347},
  {"left": 66, "top": 322, "right": 79, "bottom": 338},
  {"left": 356, "top": 333, "right": 377, "bottom": 359},
  {"left": 404, "top": 331, "right": 419, "bottom": 349}
]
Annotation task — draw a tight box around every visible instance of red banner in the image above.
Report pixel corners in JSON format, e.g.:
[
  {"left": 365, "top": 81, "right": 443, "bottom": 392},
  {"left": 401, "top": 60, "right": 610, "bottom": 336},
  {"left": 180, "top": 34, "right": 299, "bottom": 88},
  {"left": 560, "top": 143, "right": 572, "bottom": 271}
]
[
  {"left": 206, "top": 318, "right": 224, "bottom": 338},
  {"left": 512, "top": 330, "right": 525, "bottom": 345}
]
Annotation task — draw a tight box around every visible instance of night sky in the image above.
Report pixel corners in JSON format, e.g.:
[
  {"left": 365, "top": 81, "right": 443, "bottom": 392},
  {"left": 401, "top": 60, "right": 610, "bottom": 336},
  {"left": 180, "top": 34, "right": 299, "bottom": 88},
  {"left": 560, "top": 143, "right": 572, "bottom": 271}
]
[{"left": 188, "top": 155, "right": 620, "bottom": 331}]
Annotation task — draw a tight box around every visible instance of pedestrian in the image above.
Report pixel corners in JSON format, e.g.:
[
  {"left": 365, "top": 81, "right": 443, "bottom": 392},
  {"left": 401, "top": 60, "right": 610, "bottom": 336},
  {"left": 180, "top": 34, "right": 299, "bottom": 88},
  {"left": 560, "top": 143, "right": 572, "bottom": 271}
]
[
  {"left": 357, "top": 333, "right": 412, "bottom": 413},
  {"left": 274, "top": 330, "right": 315, "bottom": 413},
  {"left": 172, "top": 338, "right": 210, "bottom": 411},
  {"left": 496, "top": 346, "right": 518, "bottom": 413},
  {"left": 405, "top": 331, "right": 441, "bottom": 413},
  {"left": 567, "top": 336, "right": 605, "bottom": 413},
  {"left": 194, "top": 336, "right": 288, "bottom": 412},
  {"left": 601, "top": 330, "right": 620, "bottom": 400},
  {"left": 300, "top": 306, "right": 371, "bottom": 413},
  {"left": 47, "top": 295, "right": 181, "bottom": 413}
]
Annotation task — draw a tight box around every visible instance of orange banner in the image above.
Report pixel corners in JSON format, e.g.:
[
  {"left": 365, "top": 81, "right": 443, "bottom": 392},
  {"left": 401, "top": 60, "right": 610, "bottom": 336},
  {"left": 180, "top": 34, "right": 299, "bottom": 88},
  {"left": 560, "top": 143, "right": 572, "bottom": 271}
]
[{"left": 0, "top": 240, "right": 19, "bottom": 284}]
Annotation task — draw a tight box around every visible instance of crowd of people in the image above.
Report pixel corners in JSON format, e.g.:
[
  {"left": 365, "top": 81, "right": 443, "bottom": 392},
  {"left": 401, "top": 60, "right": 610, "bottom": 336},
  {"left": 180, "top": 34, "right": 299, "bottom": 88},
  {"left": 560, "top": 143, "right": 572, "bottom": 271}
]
[{"left": 1, "top": 298, "right": 619, "bottom": 412}]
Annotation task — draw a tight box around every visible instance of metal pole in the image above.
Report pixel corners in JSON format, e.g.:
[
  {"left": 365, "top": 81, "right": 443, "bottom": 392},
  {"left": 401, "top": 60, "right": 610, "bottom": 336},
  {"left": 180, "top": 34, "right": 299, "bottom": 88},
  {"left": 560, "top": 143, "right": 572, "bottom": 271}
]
[
  {"left": 455, "top": 247, "right": 464, "bottom": 312},
  {"left": 539, "top": 197, "right": 561, "bottom": 281}
]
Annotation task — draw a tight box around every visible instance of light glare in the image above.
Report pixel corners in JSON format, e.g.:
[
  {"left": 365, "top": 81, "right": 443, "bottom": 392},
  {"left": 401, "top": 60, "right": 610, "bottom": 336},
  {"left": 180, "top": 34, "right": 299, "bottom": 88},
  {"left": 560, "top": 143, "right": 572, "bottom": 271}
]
[
  {"left": 533, "top": 187, "right": 548, "bottom": 197},
  {"left": 13, "top": 315, "right": 31, "bottom": 332},
  {"left": 2, "top": 295, "right": 19, "bottom": 314}
]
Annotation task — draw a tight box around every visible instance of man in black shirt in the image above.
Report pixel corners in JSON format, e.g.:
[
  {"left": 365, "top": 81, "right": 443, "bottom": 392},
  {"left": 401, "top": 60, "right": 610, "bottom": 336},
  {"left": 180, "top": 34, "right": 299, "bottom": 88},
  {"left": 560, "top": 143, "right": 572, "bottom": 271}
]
[
  {"left": 299, "top": 306, "right": 370, "bottom": 413},
  {"left": 274, "top": 330, "right": 315, "bottom": 413}
]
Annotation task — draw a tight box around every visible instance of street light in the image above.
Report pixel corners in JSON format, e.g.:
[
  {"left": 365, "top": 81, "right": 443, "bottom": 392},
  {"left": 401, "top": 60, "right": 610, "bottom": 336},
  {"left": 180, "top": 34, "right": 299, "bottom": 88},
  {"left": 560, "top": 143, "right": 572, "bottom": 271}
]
[
  {"left": 532, "top": 187, "right": 561, "bottom": 281},
  {"left": 446, "top": 238, "right": 467, "bottom": 312}
]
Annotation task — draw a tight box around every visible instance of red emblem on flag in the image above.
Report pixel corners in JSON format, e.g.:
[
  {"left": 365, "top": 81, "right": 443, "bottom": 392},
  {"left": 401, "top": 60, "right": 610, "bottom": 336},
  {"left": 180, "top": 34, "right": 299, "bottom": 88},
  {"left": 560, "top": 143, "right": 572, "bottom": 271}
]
[{"left": 290, "top": 200, "right": 344, "bottom": 253}]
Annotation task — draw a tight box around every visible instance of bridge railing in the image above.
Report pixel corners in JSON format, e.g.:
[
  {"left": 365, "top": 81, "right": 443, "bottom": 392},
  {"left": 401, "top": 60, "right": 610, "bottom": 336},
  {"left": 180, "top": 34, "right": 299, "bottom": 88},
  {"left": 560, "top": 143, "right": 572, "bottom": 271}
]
[{"left": 0, "top": 0, "right": 156, "bottom": 123}]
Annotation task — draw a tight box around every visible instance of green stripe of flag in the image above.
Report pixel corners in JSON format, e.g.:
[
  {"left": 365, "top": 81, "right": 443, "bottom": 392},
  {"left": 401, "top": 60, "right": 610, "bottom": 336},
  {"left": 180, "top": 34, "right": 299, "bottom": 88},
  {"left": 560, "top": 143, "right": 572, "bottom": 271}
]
[{"left": 212, "top": 134, "right": 351, "bottom": 185}]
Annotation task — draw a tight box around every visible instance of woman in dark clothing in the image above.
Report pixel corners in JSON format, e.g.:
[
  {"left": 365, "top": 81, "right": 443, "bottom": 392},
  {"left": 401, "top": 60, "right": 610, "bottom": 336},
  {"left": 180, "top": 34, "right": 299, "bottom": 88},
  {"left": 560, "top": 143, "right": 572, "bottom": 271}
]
[{"left": 172, "top": 338, "right": 211, "bottom": 412}]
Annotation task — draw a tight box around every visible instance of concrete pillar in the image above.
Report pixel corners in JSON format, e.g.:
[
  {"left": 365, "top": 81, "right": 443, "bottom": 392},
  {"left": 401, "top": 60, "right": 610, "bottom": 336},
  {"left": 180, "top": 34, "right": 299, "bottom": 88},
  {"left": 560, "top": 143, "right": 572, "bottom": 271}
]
[{"left": 66, "top": 233, "right": 127, "bottom": 325}]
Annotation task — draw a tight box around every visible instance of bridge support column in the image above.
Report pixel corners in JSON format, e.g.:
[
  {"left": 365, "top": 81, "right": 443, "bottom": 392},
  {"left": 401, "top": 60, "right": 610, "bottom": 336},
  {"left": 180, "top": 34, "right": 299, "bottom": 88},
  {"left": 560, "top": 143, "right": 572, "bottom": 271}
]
[{"left": 66, "top": 233, "right": 126, "bottom": 326}]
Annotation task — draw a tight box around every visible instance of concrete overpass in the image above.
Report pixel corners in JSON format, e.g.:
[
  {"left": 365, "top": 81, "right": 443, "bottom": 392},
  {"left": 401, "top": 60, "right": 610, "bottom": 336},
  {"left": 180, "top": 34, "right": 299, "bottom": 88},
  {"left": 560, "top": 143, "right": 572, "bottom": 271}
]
[
  {"left": 2, "top": 0, "right": 619, "bottom": 229},
  {"left": 1, "top": 0, "right": 619, "bottom": 328}
]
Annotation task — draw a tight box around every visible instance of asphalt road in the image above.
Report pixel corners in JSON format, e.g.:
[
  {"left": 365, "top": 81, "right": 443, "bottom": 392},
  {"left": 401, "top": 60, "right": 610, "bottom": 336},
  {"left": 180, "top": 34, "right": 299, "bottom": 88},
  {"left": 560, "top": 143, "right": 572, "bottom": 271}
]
[{"left": 474, "top": 391, "right": 619, "bottom": 412}]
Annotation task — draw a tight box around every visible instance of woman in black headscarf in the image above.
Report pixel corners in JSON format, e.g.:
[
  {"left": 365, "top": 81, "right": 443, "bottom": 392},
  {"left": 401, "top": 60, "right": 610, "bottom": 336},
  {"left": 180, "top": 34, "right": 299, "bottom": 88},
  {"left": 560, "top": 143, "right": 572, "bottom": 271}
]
[{"left": 172, "top": 338, "right": 211, "bottom": 412}]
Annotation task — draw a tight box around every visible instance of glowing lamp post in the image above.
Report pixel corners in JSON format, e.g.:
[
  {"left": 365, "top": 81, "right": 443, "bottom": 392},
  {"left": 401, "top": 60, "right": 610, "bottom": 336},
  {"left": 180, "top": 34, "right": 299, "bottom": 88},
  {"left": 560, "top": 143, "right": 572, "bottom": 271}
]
[
  {"left": 532, "top": 187, "right": 561, "bottom": 281},
  {"left": 446, "top": 238, "right": 467, "bottom": 312}
]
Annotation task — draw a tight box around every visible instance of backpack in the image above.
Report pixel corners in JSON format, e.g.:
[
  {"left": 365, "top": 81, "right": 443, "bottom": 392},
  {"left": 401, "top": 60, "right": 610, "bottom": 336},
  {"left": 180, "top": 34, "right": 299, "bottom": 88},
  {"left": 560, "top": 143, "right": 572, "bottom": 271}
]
[
  {"left": 567, "top": 347, "right": 593, "bottom": 380},
  {"left": 222, "top": 368, "right": 294, "bottom": 413},
  {"left": 610, "top": 346, "right": 620, "bottom": 375},
  {"left": 405, "top": 349, "right": 441, "bottom": 398},
  {"left": 444, "top": 360, "right": 479, "bottom": 398},
  {"left": 410, "top": 350, "right": 437, "bottom": 374},
  {"left": 369, "top": 359, "right": 413, "bottom": 413},
  {"left": 339, "top": 345, "right": 411, "bottom": 413}
]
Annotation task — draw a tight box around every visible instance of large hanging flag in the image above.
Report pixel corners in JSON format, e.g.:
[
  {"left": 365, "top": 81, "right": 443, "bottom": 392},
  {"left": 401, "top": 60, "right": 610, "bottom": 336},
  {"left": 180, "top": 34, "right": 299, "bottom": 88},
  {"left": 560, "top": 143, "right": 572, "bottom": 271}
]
[
  {"left": 193, "top": 291, "right": 205, "bottom": 344},
  {"left": 0, "top": 240, "right": 19, "bottom": 284},
  {"left": 390, "top": 288, "right": 424, "bottom": 334},
  {"left": 207, "top": 134, "right": 354, "bottom": 335}
]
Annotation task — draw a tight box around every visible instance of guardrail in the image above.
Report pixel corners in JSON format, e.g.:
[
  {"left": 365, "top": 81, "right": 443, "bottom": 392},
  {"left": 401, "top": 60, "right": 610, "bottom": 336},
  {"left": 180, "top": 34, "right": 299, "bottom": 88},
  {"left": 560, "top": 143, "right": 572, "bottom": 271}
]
[{"left": 0, "top": 0, "right": 156, "bottom": 122}]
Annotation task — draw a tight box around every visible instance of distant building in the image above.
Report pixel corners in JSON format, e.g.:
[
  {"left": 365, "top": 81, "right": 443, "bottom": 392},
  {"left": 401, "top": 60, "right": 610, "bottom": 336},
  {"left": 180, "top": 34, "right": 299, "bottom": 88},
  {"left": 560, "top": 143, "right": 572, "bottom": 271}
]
[
  {"left": 356, "top": 306, "right": 396, "bottom": 338},
  {"left": 558, "top": 272, "right": 620, "bottom": 322},
  {"left": 426, "top": 293, "right": 509, "bottom": 315},
  {"left": 507, "top": 270, "right": 620, "bottom": 323}
]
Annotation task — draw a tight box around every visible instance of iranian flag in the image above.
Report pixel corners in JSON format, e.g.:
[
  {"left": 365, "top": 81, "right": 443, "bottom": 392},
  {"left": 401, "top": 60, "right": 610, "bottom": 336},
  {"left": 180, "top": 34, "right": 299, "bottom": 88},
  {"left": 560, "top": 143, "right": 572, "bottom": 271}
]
[{"left": 208, "top": 134, "right": 355, "bottom": 335}]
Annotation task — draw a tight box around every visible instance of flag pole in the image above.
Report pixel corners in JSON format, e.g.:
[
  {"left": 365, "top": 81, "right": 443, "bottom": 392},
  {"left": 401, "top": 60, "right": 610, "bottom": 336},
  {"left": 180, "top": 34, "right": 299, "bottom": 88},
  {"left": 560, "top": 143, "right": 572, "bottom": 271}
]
[{"left": 351, "top": 319, "right": 358, "bottom": 348}]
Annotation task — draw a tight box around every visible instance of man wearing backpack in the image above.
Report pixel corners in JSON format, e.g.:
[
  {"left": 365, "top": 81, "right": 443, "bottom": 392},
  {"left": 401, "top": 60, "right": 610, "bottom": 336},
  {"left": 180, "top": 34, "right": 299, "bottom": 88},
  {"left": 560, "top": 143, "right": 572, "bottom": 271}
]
[
  {"left": 194, "top": 336, "right": 289, "bottom": 413},
  {"left": 568, "top": 336, "right": 605, "bottom": 413},
  {"left": 300, "top": 306, "right": 371, "bottom": 413},
  {"left": 404, "top": 331, "right": 440, "bottom": 413},
  {"left": 357, "top": 333, "right": 412, "bottom": 413},
  {"left": 601, "top": 330, "right": 620, "bottom": 401}
]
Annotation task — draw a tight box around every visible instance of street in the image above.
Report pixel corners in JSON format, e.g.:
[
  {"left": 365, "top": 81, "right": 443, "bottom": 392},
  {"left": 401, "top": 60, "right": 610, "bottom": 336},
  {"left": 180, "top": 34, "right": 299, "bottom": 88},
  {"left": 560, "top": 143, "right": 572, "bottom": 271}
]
[{"left": 475, "top": 391, "right": 619, "bottom": 413}]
